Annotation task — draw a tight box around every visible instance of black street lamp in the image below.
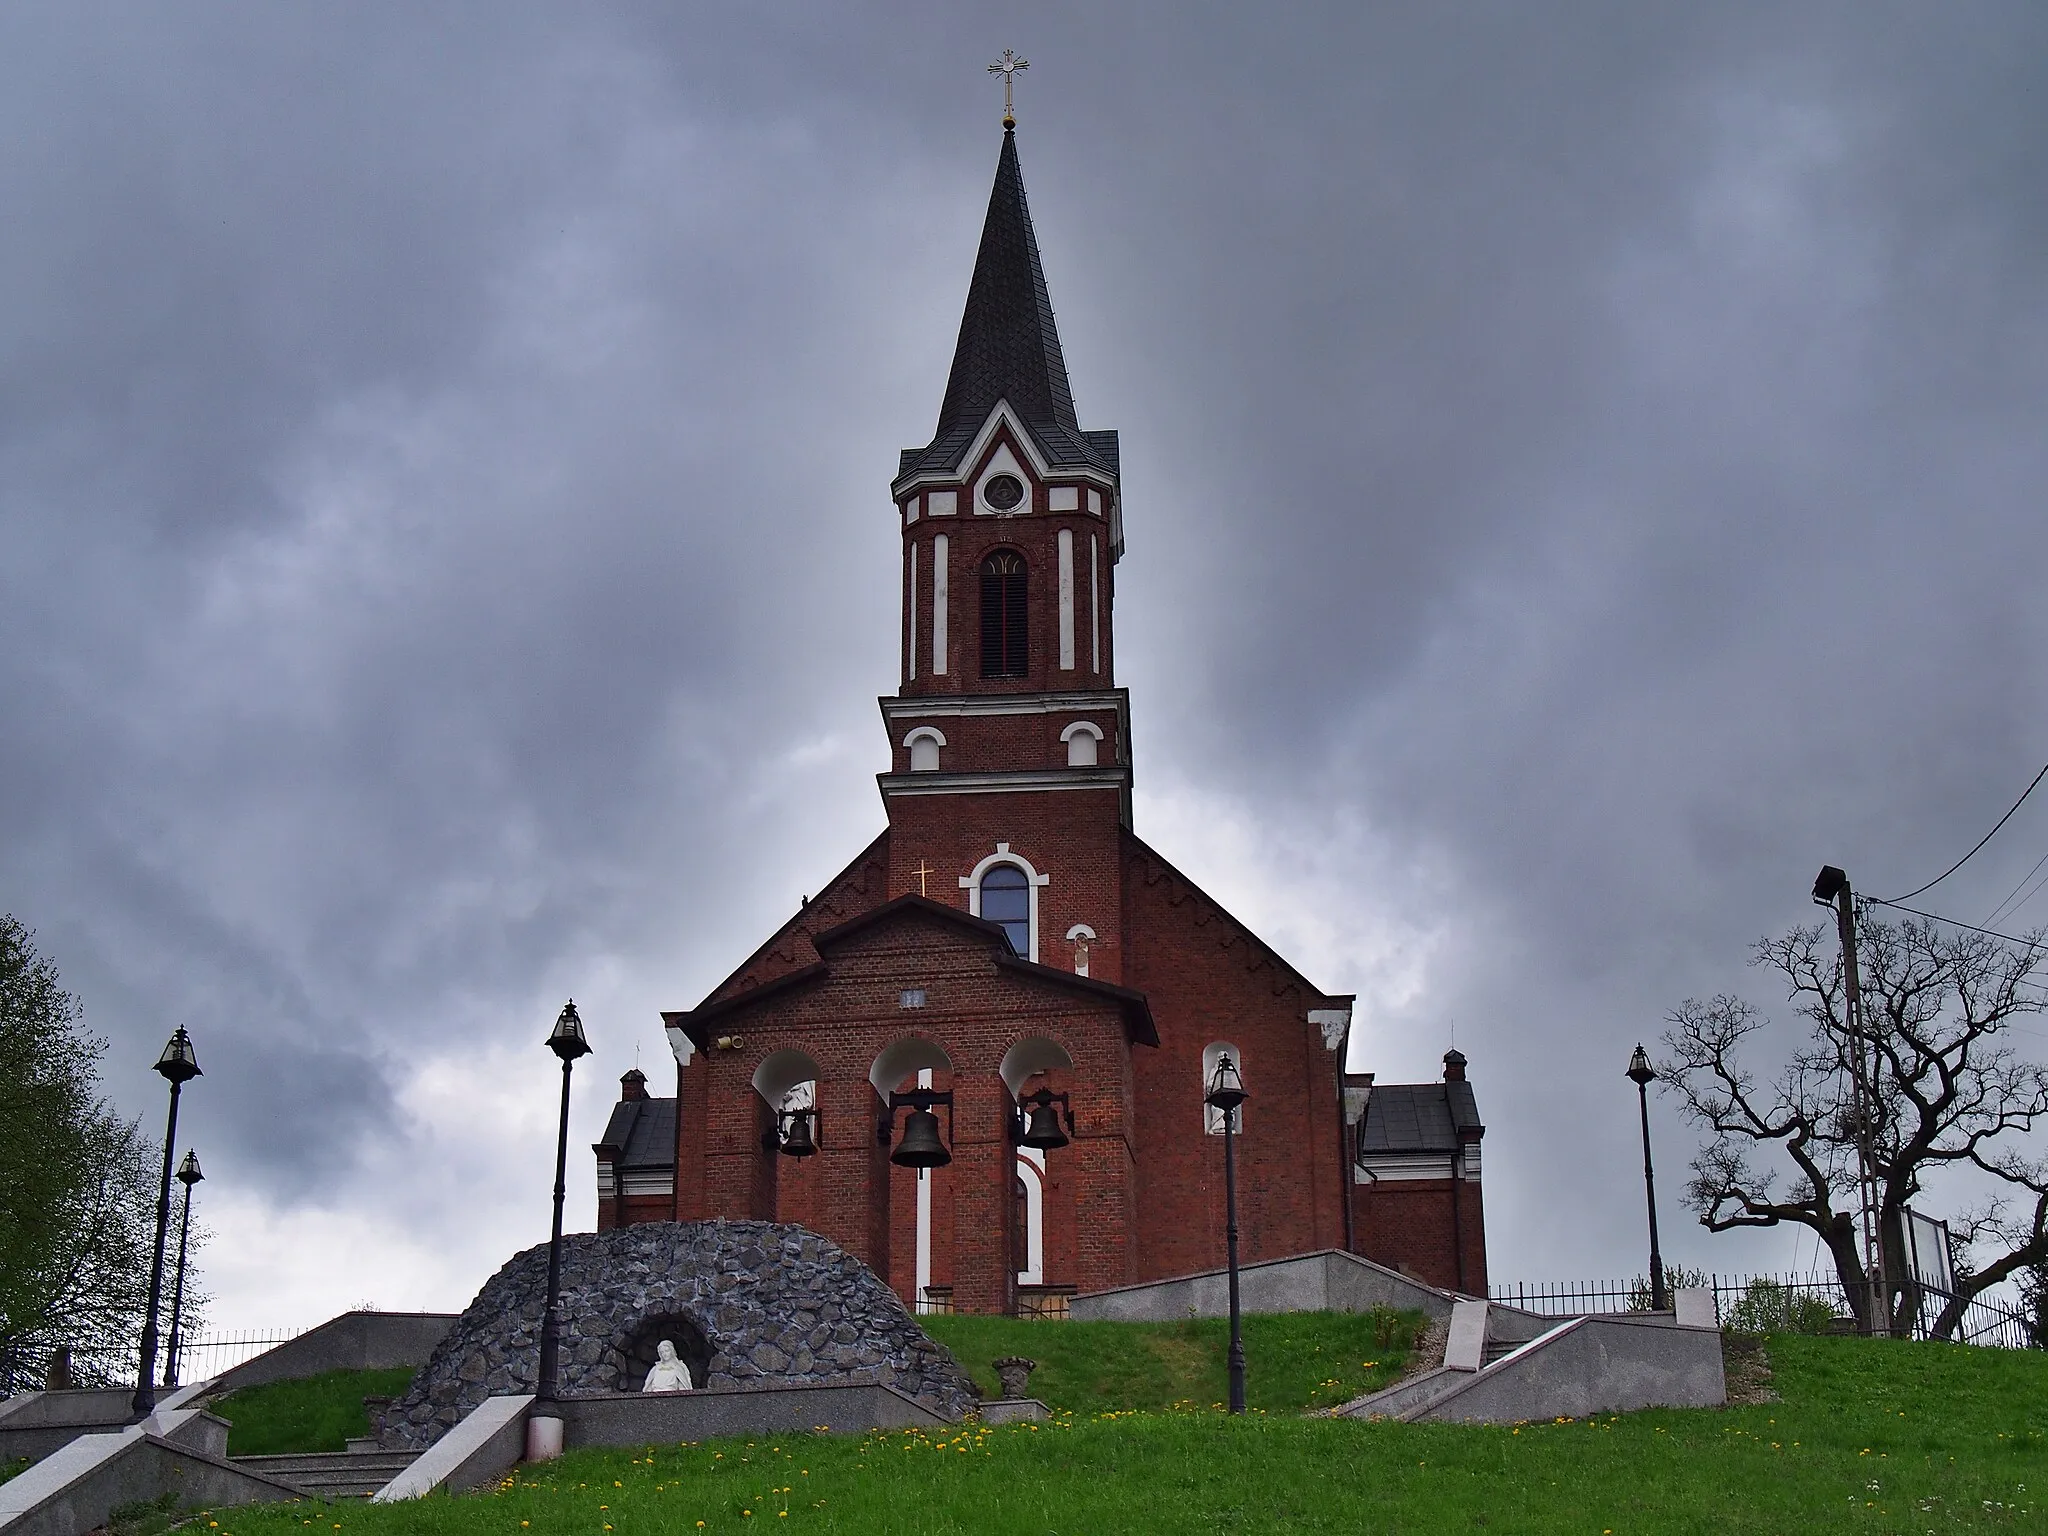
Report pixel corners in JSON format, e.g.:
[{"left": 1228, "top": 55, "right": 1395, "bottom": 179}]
[
  {"left": 163, "top": 1151, "right": 204, "bottom": 1388},
  {"left": 1205, "top": 1052, "right": 1249, "bottom": 1415},
  {"left": 1627, "top": 1044, "right": 1668, "bottom": 1312},
  {"left": 133, "top": 1028, "right": 200, "bottom": 1419},
  {"left": 529, "top": 1000, "right": 590, "bottom": 1461}
]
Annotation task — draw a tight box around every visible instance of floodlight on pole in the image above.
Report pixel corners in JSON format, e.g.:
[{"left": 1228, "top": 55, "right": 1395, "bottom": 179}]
[
  {"left": 133, "top": 1029, "right": 200, "bottom": 1419},
  {"left": 163, "top": 1150, "right": 204, "bottom": 1388},
  {"left": 530, "top": 1000, "right": 591, "bottom": 1460},
  {"left": 1204, "top": 1052, "right": 1249, "bottom": 1414},
  {"left": 1626, "top": 1045, "right": 1667, "bottom": 1312}
]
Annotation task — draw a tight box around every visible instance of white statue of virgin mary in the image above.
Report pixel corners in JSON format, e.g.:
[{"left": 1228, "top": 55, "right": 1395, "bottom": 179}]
[{"left": 642, "top": 1339, "right": 693, "bottom": 1393}]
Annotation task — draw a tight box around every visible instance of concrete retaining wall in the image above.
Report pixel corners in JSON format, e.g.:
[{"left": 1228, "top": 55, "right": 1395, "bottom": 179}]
[
  {"left": 1413, "top": 1315, "right": 1725, "bottom": 1424},
  {"left": 208, "top": 1311, "right": 455, "bottom": 1395},
  {"left": 376, "top": 1380, "right": 952, "bottom": 1503},
  {"left": 0, "top": 1422, "right": 301, "bottom": 1536},
  {"left": 561, "top": 1380, "right": 948, "bottom": 1445},
  {"left": 1071, "top": 1249, "right": 1461, "bottom": 1325}
]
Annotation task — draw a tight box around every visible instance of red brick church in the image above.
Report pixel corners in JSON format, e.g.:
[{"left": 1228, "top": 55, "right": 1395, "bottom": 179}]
[{"left": 593, "top": 121, "right": 1489, "bottom": 1314}]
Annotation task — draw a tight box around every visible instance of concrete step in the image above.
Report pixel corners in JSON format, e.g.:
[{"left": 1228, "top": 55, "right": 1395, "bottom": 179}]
[
  {"left": 1481, "top": 1338, "right": 1520, "bottom": 1365},
  {"left": 231, "top": 1450, "right": 420, "bottom": 1500}
]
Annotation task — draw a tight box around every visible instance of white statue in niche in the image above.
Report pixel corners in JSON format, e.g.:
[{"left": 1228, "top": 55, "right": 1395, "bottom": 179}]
[{"left": 642, "top": 1340, "right": 693, "bottom": 1393}]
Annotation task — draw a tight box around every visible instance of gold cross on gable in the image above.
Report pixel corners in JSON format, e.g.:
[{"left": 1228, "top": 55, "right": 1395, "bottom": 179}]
[
  {"left": 988, "top": 49, "right": 1028, "bottom": 127},
  {"left": 912, "top": 859, "right": 937, "bottom": 897}
]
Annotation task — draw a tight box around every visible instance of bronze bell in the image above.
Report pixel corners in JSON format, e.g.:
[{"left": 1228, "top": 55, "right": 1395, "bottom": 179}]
[
  {"left": 779, "top": 1112, "right": 817, "bottom": 1159},
  {"left": 1020, "top": 1100, "right": 1070, "bottom": 1151},
  {"left": 891, "top": 1106, "right": 951, "bottom": 1168}
]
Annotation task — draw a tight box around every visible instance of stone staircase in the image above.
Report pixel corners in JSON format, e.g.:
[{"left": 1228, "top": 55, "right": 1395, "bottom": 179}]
[
  {"left": 1481, "top": 1335, "right": 1520, "bottom": 1367},
  {"left": 230, "top": 1450, "right": 420, "bottom": 1500}
]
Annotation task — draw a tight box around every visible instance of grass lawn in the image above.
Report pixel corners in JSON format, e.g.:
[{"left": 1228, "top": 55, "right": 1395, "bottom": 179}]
[
  {"left": 210, "top": 1367, "right": 421, "bottom": 1456},
  {"left": 197, "top": 1332, "right": 2045, "bottom": 1533},
  {"left": 923, "top": 1307, "right": 1424, "bottom": 1413}
]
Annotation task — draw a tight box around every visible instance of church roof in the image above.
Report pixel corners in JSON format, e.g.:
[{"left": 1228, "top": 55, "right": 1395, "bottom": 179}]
[
  {"left": 593, "top": 1096, "right": 676, "bottom": 1171},
  {"left": 664, "top": 894, "right": 1157, "bottom": 1047},
  {"left": 1356, "top": 1081, "right": 1485, "bottom": 1156},
  {"left": 894, "top": 130, "right": 1119, "bottom": 490}
]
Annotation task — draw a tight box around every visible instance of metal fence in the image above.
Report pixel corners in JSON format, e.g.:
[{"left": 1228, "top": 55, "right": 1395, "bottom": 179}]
[
  {"left": 1490, "top": 1270, "right": 2038, "bottom": 1349},
  {"left": 170, "top": 1328, "right": 304, "bottom": 1381}
]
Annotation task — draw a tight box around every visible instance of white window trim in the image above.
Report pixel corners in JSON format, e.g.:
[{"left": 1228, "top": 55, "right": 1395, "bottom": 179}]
[
  {"left": 1065, "top": 922, "right": 1096, "bottom": 977},
  {"left": 960, "top": 841, "right": 1050, "bottom": 962},
  {"left": 903, "top": 726, "right": 946, "bottom": 772},
  {"left": 1060, "top": 720, "right": 1104, "bottom": 767},
  {"left": 1016, "top": 1147, "right": 1046, "bottom": 1284}
]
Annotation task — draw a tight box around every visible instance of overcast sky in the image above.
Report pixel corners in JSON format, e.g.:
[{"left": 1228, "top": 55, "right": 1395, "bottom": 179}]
[{"left": 5, "top": 3, "right": 2047, "bottom": 1331}]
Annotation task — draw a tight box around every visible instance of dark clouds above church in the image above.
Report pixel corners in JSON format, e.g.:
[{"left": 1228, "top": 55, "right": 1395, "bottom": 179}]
[{"left": 2, "top": 3, "right": 2045, "bottom": 1322}]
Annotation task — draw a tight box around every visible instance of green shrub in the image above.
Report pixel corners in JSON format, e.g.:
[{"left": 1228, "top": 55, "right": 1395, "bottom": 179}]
[{"left": 1726, "top": 1277, "right": 1845, "bottom": 1335}]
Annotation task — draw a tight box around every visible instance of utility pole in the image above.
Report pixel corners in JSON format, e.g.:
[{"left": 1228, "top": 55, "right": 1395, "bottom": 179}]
[{"left": 1813, "top": 866, "right": 1891, "bottom": 1336}]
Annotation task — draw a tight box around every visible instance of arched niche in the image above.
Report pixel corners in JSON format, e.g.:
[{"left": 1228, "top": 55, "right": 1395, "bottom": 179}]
[
  {"left": 611, "top": 1311, "right": 713, "bottom": 1392},
  {"left": 752, "top": 1048, "right": 820, "bottom": 1110},
  {"left": 870, "top": 1035, "right": 951, "bottom": 1096},
  {"left": 999, "top": 1035, "right": 1074, "bottom": 1099}
]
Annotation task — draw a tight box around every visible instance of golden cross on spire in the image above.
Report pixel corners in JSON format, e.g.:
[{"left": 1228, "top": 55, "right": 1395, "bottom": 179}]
[
  {"left": 912, "top": 859, "right": 937, "bottom": 897},
  {"left": 988, "top": 49, "right": 1028, "bottom": 128}
]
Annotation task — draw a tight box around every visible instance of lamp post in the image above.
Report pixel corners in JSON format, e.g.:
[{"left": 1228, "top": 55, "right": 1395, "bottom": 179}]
[
  {"left": 1205, "top": 1052, "right": 1249, "bottom": 1414},
  {"left": 133, "top": 1028, "right": 201, "bottom": 1419},
  {"left": 1626, "top": 1044, "right": 1667, "bottom": 1312},
  {"left": 528, "top": 1000, "right": 590, "bottom": 1462},
  {"left": 163, "top": 1151, "right": 204, "bottom": 1388}
]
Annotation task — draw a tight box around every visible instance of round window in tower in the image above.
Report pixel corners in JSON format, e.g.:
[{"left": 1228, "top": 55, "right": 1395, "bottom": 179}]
[{"left": 983, "top": 473, "right": 1025, "bottom": 512}]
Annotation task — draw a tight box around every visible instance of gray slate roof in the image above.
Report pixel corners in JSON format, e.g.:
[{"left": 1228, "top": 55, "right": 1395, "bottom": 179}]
[
  {"left": 894, "top": 129, "right": 1118, "bottom": 490},
  {"left": 594, "top": 1097, "right": 676, "bottom": 1171},
  {"left": 1356, "top": 1081, "right": 1484, "bottom": 1156}
]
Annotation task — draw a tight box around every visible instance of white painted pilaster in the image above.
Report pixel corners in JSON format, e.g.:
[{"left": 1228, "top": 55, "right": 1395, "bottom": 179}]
[
  {"left": 906, "top": 543, "right": 918, "bottom": 682},
  {"left": 1057, "top": 528, "right": 1076, "bottom": 670},
  {"left": 932, "top": 533, "right": 948, "bottom": 675},
  {"left": 1089, "top": 535, "right": 1100, "bottom": 674}
]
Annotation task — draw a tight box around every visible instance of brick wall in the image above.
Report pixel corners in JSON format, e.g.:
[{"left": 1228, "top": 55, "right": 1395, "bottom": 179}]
[
  {"left": 1351, "top": 1174, "right": 1489, "bottom": 1294},
  {"left": 1122, "top": 835, "right": 1349, "bottom": 1282}
]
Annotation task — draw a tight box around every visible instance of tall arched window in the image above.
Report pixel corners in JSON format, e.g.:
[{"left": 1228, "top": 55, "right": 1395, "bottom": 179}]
[
  {"left": 979, "top": 864, "right": 1030, "bottom": 954},
  {"left": 980, "top": 550, "right": 1028, "bottom": 678}
]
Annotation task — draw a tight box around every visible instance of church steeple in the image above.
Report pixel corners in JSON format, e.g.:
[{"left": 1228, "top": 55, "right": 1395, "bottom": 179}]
[
  {"left": 937, "top": 129, "right": 1080, "bottom": 450},
  {"left": 894, "top": 131, "right": 1120, "bottom": 492}
]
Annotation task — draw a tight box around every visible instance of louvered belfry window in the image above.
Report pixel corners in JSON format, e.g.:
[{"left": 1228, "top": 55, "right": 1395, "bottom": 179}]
[{"left": 980, "top": 550, "right": 1028, "bottom": 678}]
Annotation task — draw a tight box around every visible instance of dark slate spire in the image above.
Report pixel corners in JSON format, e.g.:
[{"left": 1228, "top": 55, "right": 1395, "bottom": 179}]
[
  {"left": 939, "top": 127, "right": 1078, "bottom": 442},
  {"left": 895, "top": 130, "right": 1118, "bottom": 490}
]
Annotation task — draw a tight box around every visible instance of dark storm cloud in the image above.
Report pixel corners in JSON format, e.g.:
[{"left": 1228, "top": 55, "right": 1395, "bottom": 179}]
[{"left": 3, "top": 2, "right": 2045, "bottom": 1309}]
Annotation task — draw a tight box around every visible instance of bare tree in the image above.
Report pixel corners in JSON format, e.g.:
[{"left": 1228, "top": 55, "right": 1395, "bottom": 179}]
[{"left": 1662, "top": 914, "right": 2048, "bottom": 1337}]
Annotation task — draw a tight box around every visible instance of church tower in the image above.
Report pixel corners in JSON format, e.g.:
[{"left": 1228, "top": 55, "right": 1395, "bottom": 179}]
[
  {"left": 633, "top": 116, "right": 1490, "bottom": 1319},
  {"left": 881, "top": 123, "right": 1131, "bottom": 980}
]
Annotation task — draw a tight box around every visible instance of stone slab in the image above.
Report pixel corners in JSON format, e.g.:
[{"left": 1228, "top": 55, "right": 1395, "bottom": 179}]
[
  {"left": 1674, "top": 1288, "right": 1716, "bottom": 1329},
  {"left": 374, "top": 1393, "right": 533, "bottom": 1502},
  {"left": 1444, "top": 1299, "right": 1488, "bottom": 1371},
  {"left": 1071, "top": 1249, "right": 1461, "bottom": 1325},
  {"left": 977, "top": 1398, "right": 1049, "bottom": 1423}
]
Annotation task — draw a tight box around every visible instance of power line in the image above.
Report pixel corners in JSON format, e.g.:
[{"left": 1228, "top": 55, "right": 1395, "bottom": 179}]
[
  {"left": 1878, "top": 759, "right": 2048, "bottom": 904},
  {"left": 1862, "top": 896, "right": 2045, "bottom": 951},
  {"left": 1986, "top": 847, "right": 2048, "bottom": 928}
]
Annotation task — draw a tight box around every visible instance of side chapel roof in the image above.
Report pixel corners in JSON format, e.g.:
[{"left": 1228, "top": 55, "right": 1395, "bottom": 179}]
[
  {"left": 1356, "top": 1080, "right": 1485, "bottom": 1156},
  {"left": 593, "top": 1096, "right": 677, "bottom": 1171}
]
